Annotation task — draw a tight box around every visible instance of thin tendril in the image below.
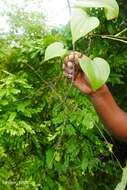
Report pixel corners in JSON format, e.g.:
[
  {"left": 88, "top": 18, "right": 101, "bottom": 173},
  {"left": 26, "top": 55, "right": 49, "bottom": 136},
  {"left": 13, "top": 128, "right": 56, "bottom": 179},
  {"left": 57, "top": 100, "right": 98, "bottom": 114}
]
[
  {"left": 94, "top": 121, "right": 123, "bottom": 170},
  {"left": 48, "top": 0, "right": 75, "bottom": 166}
]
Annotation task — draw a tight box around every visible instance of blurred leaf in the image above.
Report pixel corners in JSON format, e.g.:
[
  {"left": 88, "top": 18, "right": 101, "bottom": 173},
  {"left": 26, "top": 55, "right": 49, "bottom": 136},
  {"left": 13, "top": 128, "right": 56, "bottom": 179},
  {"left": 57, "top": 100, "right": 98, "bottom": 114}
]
[
  {"left": 44, "top": 42, "right": 67, "bottom": 61},
  {"left": 71, "top": 8, "right": 100, "bottom": 44},
  {"left": 82, "top": 157, "right": 88, "bottom": 172},
  {"left": 75, "top": 0, "right": 119, "bottom": 20},
  {"left": 46, "top": 149, "right": 54, "bottom": 169},
  {"left": 115, "top": 163, "right": 127, "bottom": 190}
]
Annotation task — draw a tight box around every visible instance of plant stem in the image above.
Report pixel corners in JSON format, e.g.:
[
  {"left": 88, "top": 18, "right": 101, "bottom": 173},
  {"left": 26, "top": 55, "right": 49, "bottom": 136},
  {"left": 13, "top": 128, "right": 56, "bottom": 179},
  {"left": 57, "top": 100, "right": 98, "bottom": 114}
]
[
  {"left": 66, "top": 0, "right": 75, "bottom": 51},
  {"left": 67, "top": 0, "right": 71, "bottom": 17},
  {"left": 101, "top": 35, "right": 127, "bottom": 44},
  {"left": 115, "top": 28, "right": 127, "bottom": 37},
  {"left": 93, "top": 34, "right": 127, "bottom": 44}
]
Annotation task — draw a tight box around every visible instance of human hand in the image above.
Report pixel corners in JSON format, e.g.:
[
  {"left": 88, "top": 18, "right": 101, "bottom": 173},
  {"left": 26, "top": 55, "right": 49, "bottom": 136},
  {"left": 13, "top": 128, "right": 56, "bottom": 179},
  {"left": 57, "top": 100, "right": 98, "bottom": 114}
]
[{"left": 63, "top": 52, "right": 93, "bottom": 95}]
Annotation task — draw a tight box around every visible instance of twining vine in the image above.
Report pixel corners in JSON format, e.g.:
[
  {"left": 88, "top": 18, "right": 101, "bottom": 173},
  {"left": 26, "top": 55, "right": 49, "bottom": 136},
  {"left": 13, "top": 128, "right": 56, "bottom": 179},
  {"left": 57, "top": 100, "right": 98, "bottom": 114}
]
[{"left": 45, "top": 0, "right": 124, "bottom": 171}]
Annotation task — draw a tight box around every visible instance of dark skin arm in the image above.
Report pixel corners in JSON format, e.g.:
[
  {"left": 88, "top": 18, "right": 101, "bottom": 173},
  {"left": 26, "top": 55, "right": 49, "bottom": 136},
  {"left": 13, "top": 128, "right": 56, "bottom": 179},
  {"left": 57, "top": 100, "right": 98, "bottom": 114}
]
[{"left": 63, "top": 52, "right": 127, "bottom": 141}]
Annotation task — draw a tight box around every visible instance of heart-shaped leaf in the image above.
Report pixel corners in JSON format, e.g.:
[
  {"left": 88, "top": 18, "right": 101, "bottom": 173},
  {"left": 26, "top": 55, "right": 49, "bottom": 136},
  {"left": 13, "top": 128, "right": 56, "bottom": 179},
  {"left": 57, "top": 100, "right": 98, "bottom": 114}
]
[
  {"left": 79, "top": 57, "right": 110, "bottom": 91},
  {"left": 71, "top": 8, "right": 100, "bottom": 44},
  {"left": 44, "top": 42, "right": 67, "bottom": 61},
  {"left": 75, "top": 0, "right": 119, "bottom": 20}
]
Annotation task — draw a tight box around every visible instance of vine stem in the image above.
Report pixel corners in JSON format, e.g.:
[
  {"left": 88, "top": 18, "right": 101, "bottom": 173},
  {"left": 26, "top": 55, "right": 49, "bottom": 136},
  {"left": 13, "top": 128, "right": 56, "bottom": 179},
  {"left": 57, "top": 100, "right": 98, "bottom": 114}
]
[
  {"left": 115, "top": 28, "right": 127, "bottom": 37},
  {"left": 46, "top": 0, "right": 123, "bottom": 172},
  {"left": 93, "top": 34, "right": 127, "bottom": 44},
  {"left": 66, "top": 0, "right": 75, "bottom": 51},
  {"left": 101, "top": 35, "right": 127, "bottom": 44},
  {"left": 94, "top": 121, "right": 123, "bottom": 170},
  {"left": 51, "top": 1, "right": 76, "bottom": 160},
  {"left": 67, "top": 0, "right": 71, "bottom": 17},
  {"left": 66, "top": 0, "right": 122, "bottom": 170}
]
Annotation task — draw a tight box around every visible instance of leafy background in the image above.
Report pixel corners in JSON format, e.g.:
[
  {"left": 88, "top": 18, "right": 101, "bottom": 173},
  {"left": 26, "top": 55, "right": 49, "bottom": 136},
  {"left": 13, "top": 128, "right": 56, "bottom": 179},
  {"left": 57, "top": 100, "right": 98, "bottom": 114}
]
[{"left": 0, "top": 0, "right": 127, "bottom": 189}]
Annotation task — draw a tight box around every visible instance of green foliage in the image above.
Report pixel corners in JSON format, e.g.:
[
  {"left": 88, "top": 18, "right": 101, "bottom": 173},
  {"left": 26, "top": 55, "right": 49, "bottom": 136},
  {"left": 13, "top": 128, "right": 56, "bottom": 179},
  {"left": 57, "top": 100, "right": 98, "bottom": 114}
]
[
  {"left": 44, "top": 42, "right": 67, "bottom": 61},
  {"left": 79, "top": 57, "right": 110, "bottom": 90},
  {"left": 70, "top": 8, "right": 100, "bottom": 44},
  {"left": 6, "top": 6, "right": 45, "bottom": 38},
  {"left": 45, "top": 0, "right": 119, "bottom": 90},
  {"left": 0, "top": 1, "right": 126, "bottom": 189},
  {"left": 75, "top": 0, "right": 119, "bottom": 20},
  {"left": 115, "top": 163, "right": 127, "bottom": 190}
]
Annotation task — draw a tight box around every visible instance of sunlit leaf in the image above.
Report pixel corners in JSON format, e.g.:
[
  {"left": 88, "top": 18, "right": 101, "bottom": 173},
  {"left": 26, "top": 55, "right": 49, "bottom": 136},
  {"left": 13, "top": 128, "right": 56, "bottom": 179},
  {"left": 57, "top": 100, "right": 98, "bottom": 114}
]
[
  {"left": 115, "top": 163, "right": 127, "bottom": 190},
  {"left": 44, "top": 42, "right": 67, "bottom": 61},
  {"left": 79, "top": 57, "right": 110, "bottom": 91},
  {"left": 46, "top": 149, "right": 54, "bottom": 169},
  {"left": 75, "top": 0, "right": 119, "bottom": 20},
  {"left": 82, "top": 157, "right": 88, "bottom": 172},
  {"left": 71, "top": 8, "right": 100, "bottom": 44}
]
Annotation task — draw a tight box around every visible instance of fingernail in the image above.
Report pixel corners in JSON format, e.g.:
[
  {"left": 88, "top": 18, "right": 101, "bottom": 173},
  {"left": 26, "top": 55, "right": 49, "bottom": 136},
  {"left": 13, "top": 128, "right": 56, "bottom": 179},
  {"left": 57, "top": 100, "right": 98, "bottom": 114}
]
[
  {"left": 67, "top": 61, "right": 73, "bottom": 68},
  {"left": 69, "top": 55, "right": 74, "bottom": 60}
]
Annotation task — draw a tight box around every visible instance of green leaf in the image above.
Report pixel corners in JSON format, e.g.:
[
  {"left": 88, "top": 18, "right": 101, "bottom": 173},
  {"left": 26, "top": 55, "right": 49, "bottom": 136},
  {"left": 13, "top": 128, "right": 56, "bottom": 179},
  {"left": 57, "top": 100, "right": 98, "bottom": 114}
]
[
  {"left": 55, "top": 152, "right": 61, "bottom": 162},
  {"left": 115, "top": 163, "right": 127, "bottom": 190},
  {"left": 44, "top": 42, "right": 67, "bottom": 61},
  {"left": 46, "top": 149, "right": 54, "bottom": 169},
  {"left": 82, "top": 157, "right": 88, "bottom": 172},
  {"left": 71, "top": 8, "right": 100, "bottom": 44},
  {"left": 75, "top": 0, "right": 119, "bottom": 20},
  {"left": 79, "top": 57, "right": 110, "bottom": 91}
]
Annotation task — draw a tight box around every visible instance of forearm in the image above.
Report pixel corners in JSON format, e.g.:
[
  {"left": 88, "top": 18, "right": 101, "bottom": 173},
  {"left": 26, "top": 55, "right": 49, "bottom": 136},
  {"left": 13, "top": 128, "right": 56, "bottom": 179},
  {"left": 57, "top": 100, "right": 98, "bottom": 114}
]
[{"left": 90, "top": 85, "right": 127, "bottom": 141}]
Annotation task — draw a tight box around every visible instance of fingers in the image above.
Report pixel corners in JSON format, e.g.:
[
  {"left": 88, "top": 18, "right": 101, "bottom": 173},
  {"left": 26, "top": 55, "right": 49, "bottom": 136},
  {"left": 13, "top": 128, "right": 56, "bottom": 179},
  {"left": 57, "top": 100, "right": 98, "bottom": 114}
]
[
  {"left": 63, "top": 62, "right": 74, "bottom": 80},
  {"left": 63, "top": 52, "right": 92, "bottom": 94},
  {"left": 67, "top": 61, "right": 73, "bottom": 68},
  {"left": 64, "top": 52, "right": 82, "bottom": 64},
  {"left": 63, "top": 72, "right": 73, "bottom": 79},
  {"left": 74, "top": 78, "right": 92, "bottom": 94},
  {"left": 63, "top": 61, "right": 73, "bottom": 69},
  {"left": 67, "top": 52, "right": 82, "bottom": 62},
  {"left": 63, "top": 52, "right": 83, "bottom": 80}
]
